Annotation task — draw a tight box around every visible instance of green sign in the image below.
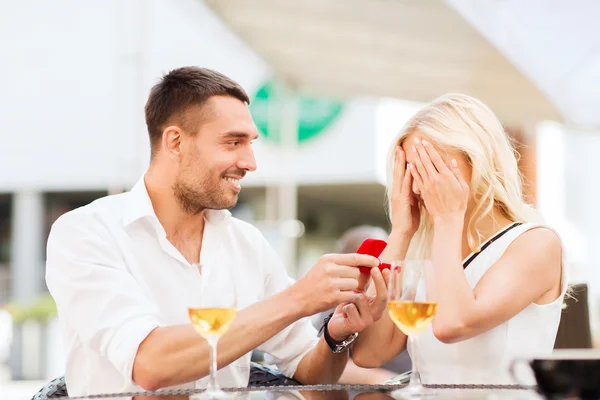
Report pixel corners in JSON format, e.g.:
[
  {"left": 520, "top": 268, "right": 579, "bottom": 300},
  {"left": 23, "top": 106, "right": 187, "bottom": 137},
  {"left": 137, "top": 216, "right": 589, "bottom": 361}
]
[{"left": 250, "top": 79, "right": 344, "bottom": 144}]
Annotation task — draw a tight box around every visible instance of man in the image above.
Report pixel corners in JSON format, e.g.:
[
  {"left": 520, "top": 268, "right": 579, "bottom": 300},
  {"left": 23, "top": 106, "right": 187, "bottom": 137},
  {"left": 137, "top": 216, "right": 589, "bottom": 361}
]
[{"left": 45, "top": 67, "right": 388, "bottom": 396}]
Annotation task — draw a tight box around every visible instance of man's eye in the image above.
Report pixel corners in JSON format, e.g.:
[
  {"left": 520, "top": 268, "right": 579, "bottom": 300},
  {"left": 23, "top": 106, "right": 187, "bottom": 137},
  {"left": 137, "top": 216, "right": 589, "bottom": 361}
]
[{"left": 231, "top": 141, "right": 240, "bottom": 146}]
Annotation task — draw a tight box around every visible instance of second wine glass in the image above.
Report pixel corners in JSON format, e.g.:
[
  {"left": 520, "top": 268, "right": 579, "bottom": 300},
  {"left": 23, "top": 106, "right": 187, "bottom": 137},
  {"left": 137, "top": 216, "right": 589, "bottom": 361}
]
[{"left": 387, "top": 260, "right": 437, "bottom": 397}]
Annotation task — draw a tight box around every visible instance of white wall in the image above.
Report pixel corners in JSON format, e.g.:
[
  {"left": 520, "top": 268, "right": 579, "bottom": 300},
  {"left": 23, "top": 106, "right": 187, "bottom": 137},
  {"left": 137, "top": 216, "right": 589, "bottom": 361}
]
[
  {"left": 0, "top": 0, "right": 399, "bottom": 193},
  {"left": 0, "top": 0, "right": 270, "bottom": 192},
  {"left": 0, "top": 1, "right": 117, "bottom": 192}
]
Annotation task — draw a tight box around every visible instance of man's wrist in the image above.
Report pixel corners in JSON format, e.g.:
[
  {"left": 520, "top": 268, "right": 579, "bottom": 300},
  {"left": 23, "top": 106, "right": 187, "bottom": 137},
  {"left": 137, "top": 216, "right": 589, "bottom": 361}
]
[
  {"left": 278, "top": 286, "right": 309, "bottom": 321},
  {"left": 328, "top": 323, "right": 352, "bottom": 343},
  {"left": 322, "top": 316, "right": 358, "bottom": 353},
  {"left": 320, "top": 313, "right": 352, "bottom": 343}
]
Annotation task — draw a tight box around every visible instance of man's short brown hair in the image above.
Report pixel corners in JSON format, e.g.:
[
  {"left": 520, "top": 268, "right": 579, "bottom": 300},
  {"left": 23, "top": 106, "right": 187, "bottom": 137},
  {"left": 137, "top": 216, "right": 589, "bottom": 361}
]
[{"left": 144, "top": 66, "right": 250, "bottom": 157}]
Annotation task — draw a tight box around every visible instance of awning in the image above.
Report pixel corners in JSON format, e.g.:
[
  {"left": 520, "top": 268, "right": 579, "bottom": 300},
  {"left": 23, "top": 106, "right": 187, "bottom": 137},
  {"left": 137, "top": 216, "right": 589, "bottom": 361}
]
[{"left": 205, "top": 0, "right": 563, "bottom": 126}]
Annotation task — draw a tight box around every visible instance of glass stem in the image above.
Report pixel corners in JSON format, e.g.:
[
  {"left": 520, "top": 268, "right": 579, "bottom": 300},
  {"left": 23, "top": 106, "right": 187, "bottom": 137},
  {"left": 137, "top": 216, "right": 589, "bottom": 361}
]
[
  {"left": 207, "top": 337, "right": 219, "bottom": 392},
  {"left": 408, "top": 334, "right": 421, "bottom": 387}
]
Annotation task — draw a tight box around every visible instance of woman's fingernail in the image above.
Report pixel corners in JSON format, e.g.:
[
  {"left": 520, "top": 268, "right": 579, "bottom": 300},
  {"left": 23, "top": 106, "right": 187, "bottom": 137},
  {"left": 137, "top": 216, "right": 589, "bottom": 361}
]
[
  {"left": 422, "top": 140, "right": 428, "bottom": 147},
  {"left": 412, "top": 145, "right": 417, "bottom": 152},
  {"left": 407, "top": 163, "right": 411, "bottom": 169},
  {"left": 451, "top": 158, "right": 457, "bottom": 167},
  {"left": 415, "top": 138, "right": 421, "bottom": 144}
]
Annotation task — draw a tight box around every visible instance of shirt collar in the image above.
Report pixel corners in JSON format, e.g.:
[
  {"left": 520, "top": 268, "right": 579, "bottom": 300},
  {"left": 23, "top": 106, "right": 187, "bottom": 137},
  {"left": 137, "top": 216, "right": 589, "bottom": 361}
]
[
  {"left": 122, "top": 175, "right": 232, "bottom": 228},
  {"left": 122, "top": 176, "right": 156, "bottom": 228},
  {"left": 204, "top": 209, "right": 232, "bottom": 224}
]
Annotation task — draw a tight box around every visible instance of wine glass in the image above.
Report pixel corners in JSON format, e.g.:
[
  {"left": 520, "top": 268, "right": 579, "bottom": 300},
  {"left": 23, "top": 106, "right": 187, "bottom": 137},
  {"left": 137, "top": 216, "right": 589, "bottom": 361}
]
[
  {"left": 188, "top": 265, "right": 237, "bottom": 399},
  {"left": 387, "top": 260, "right": 437, "bottom": 397}
]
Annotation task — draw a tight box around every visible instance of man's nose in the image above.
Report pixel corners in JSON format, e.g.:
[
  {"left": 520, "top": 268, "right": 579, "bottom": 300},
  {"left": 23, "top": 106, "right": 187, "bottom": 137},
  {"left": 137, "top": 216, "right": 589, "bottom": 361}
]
[{"left": 238, "top": 147, "right": 257, "bottom": 172}]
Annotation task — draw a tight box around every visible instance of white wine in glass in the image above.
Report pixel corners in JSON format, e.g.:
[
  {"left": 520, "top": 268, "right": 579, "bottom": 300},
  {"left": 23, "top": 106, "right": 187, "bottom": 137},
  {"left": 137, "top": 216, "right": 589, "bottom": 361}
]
[
  {"left": 387, "top": 260, "right": 437, "bottom": 397},
  {"left": 189, "top": 308, "right": 237, "bottom": 338},
  {"left": 188, "top": 267, "right": 237, "bottom": 399},
  {"left": 387, "top": 301, "right": 438, "bottom": 335}
]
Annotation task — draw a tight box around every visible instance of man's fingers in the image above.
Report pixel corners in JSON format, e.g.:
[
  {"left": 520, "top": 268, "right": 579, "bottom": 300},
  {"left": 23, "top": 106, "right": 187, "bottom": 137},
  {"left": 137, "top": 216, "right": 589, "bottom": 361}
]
[
  {"left": 357, "top": 273, "right": 370, "bottom": 293},
  {"left": 343, "top": 303, "right": 360, "bottom": 321},
  {"left": 326, "top": 263, "right": 361, "bottom": 280},
  {"left": 328, "top": 253, "right": 380, "bottom": 269},
  {"left": 369, "top": 269, "right": 389, "bottom": 321},
  {"left": 353, "top": 294, "right": 371, "bottom": 318},
  {"left": 335, "top": 278, "right": 359, "bottom": 292},
  {"left": 370, "top": 267, "right": 388, "bottom": 306},
  {"left": 339, "top": 291, "right": 360, "bottom": 304}
]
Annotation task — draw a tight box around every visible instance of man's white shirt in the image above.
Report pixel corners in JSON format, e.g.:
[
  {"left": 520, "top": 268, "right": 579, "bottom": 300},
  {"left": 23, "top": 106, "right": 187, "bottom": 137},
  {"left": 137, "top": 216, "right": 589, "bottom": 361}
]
[{"left": 45, "top": 177, "right": 318, "bottom": 396}]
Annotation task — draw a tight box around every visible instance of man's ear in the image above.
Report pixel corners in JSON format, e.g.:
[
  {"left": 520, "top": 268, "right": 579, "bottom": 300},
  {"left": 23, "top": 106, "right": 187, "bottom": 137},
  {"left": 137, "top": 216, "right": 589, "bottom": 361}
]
[{"left": 162, "top": 125, "right": 183, "bottom": 160}]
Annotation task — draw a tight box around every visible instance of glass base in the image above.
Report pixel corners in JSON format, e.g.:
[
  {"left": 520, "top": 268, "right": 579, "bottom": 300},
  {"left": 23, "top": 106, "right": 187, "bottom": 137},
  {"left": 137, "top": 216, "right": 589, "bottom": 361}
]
[{"left": 390, "top": 382, "right": 428, "bottom": 399}]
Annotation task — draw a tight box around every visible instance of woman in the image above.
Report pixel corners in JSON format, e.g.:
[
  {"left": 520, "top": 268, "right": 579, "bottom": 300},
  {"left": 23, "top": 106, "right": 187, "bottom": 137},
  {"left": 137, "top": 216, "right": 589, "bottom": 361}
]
[{"left": 351, "top": 93, "right": 567, "bottom": 384}]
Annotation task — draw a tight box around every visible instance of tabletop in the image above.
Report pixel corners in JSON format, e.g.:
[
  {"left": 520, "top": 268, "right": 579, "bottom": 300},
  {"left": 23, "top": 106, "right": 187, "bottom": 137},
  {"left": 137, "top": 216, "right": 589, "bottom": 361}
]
[{"left": 54, "top": 384, "right": 542, "bottom": 400}]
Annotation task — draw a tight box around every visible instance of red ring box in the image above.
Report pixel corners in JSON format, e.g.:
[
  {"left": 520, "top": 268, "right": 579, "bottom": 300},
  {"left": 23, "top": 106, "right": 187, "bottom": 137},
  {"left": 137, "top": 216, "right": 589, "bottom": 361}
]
[{"left": 356, "top": 238, "right": 392, "bottom": 274}]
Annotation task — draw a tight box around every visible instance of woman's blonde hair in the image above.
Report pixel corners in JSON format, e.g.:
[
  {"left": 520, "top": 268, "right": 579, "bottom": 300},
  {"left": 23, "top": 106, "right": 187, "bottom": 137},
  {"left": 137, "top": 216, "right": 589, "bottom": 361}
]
[{"left": 386, "top": 93, "right": 541, "bottom": 260}]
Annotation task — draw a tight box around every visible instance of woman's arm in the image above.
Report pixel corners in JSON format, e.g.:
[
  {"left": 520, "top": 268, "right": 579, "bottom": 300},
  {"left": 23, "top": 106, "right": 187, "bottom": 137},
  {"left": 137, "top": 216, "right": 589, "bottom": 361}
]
[{"left": 428, "top": 220, "right": 563, "bottom": 344}]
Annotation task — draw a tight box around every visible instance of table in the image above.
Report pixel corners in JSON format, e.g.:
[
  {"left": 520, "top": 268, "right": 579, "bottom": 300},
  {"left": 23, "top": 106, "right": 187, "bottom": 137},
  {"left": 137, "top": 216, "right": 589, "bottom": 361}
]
[{"left": 56, "top": 384, "right": 542, "bottom": 400}]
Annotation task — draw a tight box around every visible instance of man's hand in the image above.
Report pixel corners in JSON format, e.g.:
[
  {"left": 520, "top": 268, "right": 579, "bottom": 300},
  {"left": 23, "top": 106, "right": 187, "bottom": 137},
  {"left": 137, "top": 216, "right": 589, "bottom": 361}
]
[
  {"left": 289, "top": 253, "right": 380, "bottom": 318},
  {"left": 327, "top": 267, "right": 389, "bottom": 341}
]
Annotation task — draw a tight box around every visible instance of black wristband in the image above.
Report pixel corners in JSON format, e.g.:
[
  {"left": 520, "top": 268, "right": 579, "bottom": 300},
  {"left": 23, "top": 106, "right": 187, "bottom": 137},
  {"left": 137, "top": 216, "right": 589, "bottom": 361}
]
[
  {"left": 318, "top": 312, "right": 334, "bottom": 337},
  {"left": 319, "top": 312, "right": 358, "bottom": 353}
]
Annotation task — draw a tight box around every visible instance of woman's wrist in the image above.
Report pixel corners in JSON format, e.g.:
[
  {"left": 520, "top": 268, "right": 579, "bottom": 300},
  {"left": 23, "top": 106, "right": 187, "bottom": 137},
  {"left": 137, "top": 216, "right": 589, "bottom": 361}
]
[
  {"left": 389, "top": 226, "right": 416, "bottom": 240},
  {"left": 382, "top": 229, "right": 413, "bottom": 262},
  {"left": 433, "top": 214, "right": 465, "bottom": 231}
]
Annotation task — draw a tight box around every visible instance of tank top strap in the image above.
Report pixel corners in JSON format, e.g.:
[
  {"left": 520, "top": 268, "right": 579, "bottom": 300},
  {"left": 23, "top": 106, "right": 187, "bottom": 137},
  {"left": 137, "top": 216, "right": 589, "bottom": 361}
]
[
  {"left": 463, "top": 222, "right": 524, "bottom": 269},
  {"left": 466, "top": 222, "right": 569, "bottom": 298}
]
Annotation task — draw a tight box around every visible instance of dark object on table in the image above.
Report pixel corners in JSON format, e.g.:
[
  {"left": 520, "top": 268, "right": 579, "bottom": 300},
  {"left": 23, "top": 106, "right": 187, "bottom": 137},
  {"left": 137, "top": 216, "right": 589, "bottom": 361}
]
[
  {"left": 554, "top": 283, "right": 593, "bottom": 349},
  {"left": 32, "top": 362, "right": 298, "bottom": 399},
  {"left": 511, "top": 349, "right": 600, "bottom": 400},
  {"left": 248, "top": 361, "right": 301, "bottom": 387}
]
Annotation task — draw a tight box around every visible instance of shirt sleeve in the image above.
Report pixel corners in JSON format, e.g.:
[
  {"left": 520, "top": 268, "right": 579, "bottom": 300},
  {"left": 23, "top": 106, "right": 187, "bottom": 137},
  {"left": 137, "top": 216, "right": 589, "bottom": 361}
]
[
  {"left": 255, "top": 236, "right": 319, "bottom": 379},
  {"left": 45, "top": 211, "right": 161, "bottom": 384}
]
